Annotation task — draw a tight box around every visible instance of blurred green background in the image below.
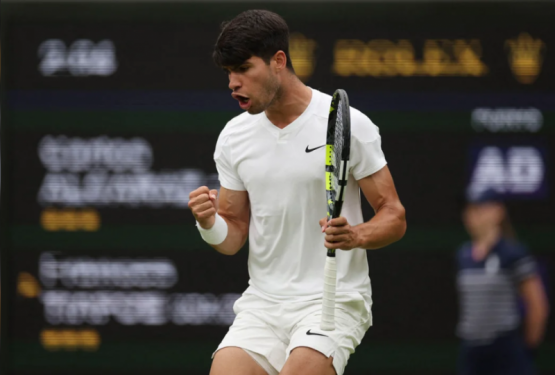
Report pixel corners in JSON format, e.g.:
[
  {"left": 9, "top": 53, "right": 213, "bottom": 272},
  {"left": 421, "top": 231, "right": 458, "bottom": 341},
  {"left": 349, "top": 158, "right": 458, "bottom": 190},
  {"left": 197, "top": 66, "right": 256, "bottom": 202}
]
[{"left": 1, "top": 1, "right": 554, "bottom": 374}]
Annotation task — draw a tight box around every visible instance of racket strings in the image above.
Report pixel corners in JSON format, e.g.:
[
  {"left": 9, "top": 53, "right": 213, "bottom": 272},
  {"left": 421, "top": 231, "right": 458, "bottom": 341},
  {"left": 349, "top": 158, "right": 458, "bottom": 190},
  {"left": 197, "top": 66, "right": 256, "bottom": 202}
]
[
  {"left": 326, "top": 93, "right": 347, "bottom": 219},
  {"left": 333, "top": 103, "right": 344, "bottom": 183}
]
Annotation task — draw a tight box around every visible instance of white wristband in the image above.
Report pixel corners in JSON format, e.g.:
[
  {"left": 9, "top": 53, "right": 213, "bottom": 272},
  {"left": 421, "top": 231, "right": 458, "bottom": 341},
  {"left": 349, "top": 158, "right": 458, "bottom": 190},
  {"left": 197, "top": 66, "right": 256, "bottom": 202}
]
[{"left": 196, "top": 213, "right": 228, "bottom": 245}]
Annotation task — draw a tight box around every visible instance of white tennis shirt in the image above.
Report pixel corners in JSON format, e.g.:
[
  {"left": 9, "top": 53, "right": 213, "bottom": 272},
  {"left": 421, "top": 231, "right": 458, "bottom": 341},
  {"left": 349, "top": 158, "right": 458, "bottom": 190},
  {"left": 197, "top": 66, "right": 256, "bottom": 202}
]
[{"left": 214, "top": 88, "right": 387, "bottom": 305}]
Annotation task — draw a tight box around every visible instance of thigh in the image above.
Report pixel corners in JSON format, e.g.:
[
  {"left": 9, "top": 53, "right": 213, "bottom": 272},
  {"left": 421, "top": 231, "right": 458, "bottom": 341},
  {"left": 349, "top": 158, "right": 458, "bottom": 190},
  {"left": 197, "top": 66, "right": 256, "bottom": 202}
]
[
  {"left": 280, "top": 347, "right": 335, "bottom": 375},
  {"left": 213, "top": 294, "right": 287, "bottom": 373},
  {"left": 210, "top": 347, "right": 268, "bottom": 375},
  {"left": 284, "top": 294, "right": 371, "bottom": 375}
]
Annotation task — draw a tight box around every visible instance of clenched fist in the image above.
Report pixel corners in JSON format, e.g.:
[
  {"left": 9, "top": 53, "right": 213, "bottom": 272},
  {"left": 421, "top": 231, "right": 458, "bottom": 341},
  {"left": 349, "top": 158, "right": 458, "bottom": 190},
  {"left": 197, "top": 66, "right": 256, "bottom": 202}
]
[
  {"left": 319, "top": 216, "right": 361, "bottom": 251},
  {"left": 188, "top": 186, "right": 218, "bottom": 229}
]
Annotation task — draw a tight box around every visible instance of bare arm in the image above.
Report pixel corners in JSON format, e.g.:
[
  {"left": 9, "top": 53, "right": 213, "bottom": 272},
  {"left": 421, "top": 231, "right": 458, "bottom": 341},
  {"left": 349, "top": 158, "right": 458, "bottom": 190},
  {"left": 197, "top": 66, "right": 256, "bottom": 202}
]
[
  {"left": 320, "top": 166, "right": 406, "bottom": 250},
  {"left": 355, "top": 165, "right": 406, "bottom": 249},
  {"left": 188, "top": 186, "right": 250, "bottom": 256},
  {"left": 520, "top": 275, "right": 549, "bottom": 348}
]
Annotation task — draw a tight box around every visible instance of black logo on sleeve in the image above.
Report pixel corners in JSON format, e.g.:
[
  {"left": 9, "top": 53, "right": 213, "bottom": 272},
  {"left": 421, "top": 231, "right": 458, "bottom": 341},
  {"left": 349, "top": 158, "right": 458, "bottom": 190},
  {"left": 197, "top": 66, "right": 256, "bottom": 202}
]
[
  {"left": 306, "top": 329, "right": 328, "bottom": 337},
  {"left": 305, "top": 145, "right": 325, "bottom": 153}
]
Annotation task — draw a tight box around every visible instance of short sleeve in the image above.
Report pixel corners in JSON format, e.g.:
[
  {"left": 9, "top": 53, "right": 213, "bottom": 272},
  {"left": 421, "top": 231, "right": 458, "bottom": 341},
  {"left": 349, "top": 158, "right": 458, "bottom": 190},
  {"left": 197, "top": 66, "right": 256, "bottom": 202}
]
[
  {"left": 214, "top": 132, "right": 246, "bottom": 191},
  {"left": 349, "top": 110, "right": 387, "bottom": 180},
  {"left": 456, "top": 242, "right": 471, "bottom": 270},
  {"left": 510, "top": 245, "right": 537, "bottom": 283}
]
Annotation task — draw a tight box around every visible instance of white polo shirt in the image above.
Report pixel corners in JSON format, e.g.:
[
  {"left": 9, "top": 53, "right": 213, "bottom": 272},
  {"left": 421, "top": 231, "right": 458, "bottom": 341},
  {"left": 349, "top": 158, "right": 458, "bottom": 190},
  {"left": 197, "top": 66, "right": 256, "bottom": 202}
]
[{"left": 214, "top": 88, "right": 386, "bottom": 304}]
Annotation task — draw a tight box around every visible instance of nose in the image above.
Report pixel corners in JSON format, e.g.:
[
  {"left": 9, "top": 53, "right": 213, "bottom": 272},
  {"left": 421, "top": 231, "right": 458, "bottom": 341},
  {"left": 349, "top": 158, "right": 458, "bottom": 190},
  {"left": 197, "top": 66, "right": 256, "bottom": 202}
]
[{"left": 228, "top": 72, "right": 241, "bottom": 91}]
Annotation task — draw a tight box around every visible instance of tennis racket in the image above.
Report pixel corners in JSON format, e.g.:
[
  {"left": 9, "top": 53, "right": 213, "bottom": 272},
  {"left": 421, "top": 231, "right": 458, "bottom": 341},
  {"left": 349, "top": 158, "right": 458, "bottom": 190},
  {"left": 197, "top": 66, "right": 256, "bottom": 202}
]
[{"left": 320, "top": 89, "right": 351, "bottom": 331}]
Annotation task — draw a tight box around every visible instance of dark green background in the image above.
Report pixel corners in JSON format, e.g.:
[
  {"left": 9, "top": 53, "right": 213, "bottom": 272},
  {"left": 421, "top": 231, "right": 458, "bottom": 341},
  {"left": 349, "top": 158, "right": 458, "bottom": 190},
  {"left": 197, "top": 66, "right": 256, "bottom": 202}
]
[{"left": 1, "top": 2, "right": 554, "bottom": 374}]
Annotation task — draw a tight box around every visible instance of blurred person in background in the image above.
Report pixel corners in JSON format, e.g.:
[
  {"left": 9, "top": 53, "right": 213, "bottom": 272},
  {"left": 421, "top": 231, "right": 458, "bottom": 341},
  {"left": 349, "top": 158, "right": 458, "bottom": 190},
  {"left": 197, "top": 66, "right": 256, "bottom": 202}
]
[{"left": 456, "top": 189, "right": 549, "bottom": 375}]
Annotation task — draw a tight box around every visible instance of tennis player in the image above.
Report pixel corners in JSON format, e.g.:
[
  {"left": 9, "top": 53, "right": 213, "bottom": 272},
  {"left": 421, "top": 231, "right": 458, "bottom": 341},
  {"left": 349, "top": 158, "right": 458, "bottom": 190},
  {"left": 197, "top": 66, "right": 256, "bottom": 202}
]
[
  {"left": 188, "top": 10, "right": 406, "bottom": 375},
  {"left": 456, "top": 189, "right": 549, "bottom": 375}
]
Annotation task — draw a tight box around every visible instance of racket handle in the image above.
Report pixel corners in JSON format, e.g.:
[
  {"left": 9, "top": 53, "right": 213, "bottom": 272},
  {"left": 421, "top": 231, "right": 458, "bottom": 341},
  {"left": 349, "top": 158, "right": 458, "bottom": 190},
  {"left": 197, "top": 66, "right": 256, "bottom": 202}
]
[{"left": 320, "top": 256, "right": 337, "bottom": 331}]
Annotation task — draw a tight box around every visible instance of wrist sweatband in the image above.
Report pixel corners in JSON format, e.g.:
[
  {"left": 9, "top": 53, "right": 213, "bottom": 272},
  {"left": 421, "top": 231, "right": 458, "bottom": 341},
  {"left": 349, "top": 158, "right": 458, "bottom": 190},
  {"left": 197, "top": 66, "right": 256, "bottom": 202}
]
[{"left": 197, "top": 213, "right": 228, "bottom": 245}]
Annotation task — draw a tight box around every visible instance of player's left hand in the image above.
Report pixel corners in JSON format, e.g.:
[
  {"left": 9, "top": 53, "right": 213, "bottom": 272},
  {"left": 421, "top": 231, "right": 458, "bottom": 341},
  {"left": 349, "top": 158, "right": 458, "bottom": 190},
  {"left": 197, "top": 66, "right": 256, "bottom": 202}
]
[{"left": 319, "top": 216, "right": 361, "bottom": 251}]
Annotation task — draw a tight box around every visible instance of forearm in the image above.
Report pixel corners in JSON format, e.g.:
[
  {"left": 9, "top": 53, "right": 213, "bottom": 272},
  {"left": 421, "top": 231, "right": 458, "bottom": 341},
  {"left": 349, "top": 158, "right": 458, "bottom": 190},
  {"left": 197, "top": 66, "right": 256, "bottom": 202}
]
[
  {"left": 191, "top": 186, "right": 250, "bottom": 256},
  {"left": 523, "top": 303, "right": 549, "bottom": 348},
  {"left": 520, "top": 275, "right": 550, "bottom": 348},
  {"left": 210, "top": 214, "right": 249, "bottom": 256},
  {"left": 353, "top": 203, "right": 406, "bottom": 250}
]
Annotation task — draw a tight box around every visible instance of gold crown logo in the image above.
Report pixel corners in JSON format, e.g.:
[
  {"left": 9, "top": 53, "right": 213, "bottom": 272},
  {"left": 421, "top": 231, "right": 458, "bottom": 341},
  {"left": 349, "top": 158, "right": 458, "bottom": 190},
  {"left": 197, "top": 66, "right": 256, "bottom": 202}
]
[
  {"left": 506, "top": 33, "right": 545, "bottom": 84},
  {"left": 289, "top": 33, "right": 317, "bottom": 82}
]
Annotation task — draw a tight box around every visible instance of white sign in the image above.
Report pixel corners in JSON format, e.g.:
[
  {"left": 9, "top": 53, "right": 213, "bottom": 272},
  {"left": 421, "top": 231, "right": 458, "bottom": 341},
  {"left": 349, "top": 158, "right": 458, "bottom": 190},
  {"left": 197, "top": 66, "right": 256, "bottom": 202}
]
[
  {"left": 39, "top": 39, "right": 118, "bottom": 77},
  {"left": 468, "top": 146, "right": 545, "bottom": 197},
  {"left": 41, "top": 290, "right": 239, "bottom": 327},
  {"left": 471, "top": 108, "right": 543, "bottom": 133},
  {"left": 39, "top": 136, "right": 152, "bottom": 173},
  {"left": 37, "top": 135, "right": 219, "bottom": 208},
  {"left": 38, "top": 253, "right": 240, "bottom": 327},
  {"left": 39, "top": 252, "right": 178, "bottom": 289}
]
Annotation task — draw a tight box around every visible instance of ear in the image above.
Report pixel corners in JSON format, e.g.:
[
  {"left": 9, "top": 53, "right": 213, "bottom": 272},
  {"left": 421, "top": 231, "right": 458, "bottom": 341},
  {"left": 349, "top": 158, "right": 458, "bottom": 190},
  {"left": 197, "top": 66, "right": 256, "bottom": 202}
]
[{"left": 273, "top": 50, "right": 288, "bottom": 72}]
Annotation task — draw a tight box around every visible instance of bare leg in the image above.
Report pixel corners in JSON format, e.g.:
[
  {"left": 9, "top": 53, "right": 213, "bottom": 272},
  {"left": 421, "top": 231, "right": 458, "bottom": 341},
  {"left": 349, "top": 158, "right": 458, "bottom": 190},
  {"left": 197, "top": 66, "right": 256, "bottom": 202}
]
[
  {"left": 210, "top": 347, "right": 269, "bottom": 375},
  {"left": 279, "top": 347, "right": 336, "bottom": 375}
]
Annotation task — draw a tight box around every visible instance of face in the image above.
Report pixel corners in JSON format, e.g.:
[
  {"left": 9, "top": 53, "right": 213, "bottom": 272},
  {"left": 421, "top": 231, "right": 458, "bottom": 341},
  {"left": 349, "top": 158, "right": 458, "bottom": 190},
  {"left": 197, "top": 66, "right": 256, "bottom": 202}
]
[
  {"left": 462, "top": 202, "right": 505, "bottom": 238},
  {"left": 225, "top": 55, "right": 281, "bottom": 114}
]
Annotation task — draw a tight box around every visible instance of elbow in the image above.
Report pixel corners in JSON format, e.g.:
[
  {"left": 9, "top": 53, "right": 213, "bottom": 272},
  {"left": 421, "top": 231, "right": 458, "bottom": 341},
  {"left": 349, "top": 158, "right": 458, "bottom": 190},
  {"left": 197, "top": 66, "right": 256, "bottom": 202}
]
[
  {"left": 540, "top": 299, "right": 550, "bottom": 321},
  {"left": 213, "top": 215, "right": 249, "bottom": 256},
  {"left": 526, "top": 287, "right": 550, "bottom": 322},
  {"left": 219, "top": 248, "right": 241, "bottom": 256},
  {"left": 216, "top": 232, "right": 248, "bottom": 256},
  {"left": 529, "top": 305, "right": 550, "bottom": 328},
  {"left": 212, "top": 241, "right": 240, "bottom": 256},
  {"left": 538, "top": 284, "right": 550, "bottom": 320},
  {"left": 394, "top": 203, "right": 407, "bottom": 242}
]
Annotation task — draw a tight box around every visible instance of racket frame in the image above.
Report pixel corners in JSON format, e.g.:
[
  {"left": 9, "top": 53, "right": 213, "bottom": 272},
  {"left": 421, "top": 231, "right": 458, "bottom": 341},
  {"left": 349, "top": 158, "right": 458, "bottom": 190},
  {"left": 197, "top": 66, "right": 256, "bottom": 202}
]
[{"left": 321, "top": 89, "right": 351, "bottom": 331}]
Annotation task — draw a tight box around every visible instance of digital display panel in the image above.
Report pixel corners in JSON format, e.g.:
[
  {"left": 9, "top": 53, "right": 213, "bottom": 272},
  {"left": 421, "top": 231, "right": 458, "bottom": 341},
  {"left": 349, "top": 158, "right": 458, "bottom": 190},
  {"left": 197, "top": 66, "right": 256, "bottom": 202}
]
[
  {"left": 467, "top": 141, "right": 548, "bottom": 200},
  {"left": 1, "top": 3, "right": 554, "bottom": 375}
]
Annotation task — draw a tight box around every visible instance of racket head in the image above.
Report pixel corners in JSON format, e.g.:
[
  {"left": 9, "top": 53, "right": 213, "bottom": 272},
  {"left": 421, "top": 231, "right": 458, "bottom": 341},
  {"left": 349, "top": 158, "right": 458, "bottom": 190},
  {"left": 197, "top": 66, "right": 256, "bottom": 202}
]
[{"left": 325, "top": 89, "right": 351, "bottom": 223}]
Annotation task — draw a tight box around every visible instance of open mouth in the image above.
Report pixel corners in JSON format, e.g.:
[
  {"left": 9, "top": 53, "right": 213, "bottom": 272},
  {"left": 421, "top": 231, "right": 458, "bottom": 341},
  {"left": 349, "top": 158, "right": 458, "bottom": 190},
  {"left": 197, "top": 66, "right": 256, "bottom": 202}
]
[{"left": 232, "top": 93, "right": 251, "bottom": 110}]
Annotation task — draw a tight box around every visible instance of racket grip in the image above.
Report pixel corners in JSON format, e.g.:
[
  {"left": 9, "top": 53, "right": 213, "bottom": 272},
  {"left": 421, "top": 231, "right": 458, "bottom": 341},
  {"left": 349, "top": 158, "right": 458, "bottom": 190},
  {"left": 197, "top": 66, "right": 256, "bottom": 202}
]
[{"left": 320, "top": 256, "right": 337, "bottom": 331}]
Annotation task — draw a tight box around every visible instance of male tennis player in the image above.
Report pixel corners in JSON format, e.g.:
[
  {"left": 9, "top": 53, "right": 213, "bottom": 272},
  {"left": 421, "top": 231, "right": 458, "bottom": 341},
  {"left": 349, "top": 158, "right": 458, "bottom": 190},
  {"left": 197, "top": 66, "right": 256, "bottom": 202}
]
[{"left": 188, "top": 10, "right": 406, "bottom": 375}]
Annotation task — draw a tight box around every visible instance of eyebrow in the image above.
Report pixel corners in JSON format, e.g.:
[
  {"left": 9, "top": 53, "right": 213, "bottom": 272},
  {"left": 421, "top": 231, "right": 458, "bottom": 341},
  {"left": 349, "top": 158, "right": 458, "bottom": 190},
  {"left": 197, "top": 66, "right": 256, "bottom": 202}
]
[{"left": 223, "top": 63, "right": 251, "bottom": 73}]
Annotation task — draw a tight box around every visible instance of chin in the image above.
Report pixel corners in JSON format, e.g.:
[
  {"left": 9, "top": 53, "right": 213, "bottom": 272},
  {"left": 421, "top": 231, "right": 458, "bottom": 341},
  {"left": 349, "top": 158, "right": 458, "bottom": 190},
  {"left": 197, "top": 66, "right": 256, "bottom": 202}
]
[{"left": 247, "top": 105, "right": 264, "bottom": 115}]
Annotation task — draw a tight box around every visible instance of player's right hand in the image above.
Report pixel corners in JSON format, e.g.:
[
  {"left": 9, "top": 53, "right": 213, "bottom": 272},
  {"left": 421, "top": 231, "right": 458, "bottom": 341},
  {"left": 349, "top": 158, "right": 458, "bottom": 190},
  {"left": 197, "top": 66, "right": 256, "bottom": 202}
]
[{"left": 188, "top": 186, "right": 218, "bottom": 229}]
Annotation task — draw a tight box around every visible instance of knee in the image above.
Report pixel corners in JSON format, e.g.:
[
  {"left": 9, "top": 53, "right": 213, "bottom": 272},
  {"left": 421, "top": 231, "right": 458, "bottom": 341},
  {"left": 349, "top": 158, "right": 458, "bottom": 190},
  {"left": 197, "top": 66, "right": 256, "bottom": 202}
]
[
  {"left": 280, "top": 347, "right": 336, "bottom": 375},
  {"left": 211, "top": 347, "right": 268, "bottom": 375}
]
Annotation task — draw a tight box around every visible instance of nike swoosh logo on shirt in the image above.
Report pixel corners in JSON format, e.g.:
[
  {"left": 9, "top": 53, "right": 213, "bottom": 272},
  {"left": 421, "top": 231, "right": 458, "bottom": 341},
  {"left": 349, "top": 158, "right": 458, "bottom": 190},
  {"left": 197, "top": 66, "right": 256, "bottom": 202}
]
[
  {"left": 305, "top": 145, "right": 325, "bottom": 153},
  {"left": 306, "top": 329, "right": 328, "bottom": 337}
]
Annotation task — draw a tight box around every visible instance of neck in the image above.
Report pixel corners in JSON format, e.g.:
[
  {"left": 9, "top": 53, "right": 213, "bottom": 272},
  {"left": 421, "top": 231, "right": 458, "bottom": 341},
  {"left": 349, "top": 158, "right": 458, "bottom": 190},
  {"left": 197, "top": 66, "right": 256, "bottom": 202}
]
[
  {"left": 471, "top": 227, "right": 502, "bottom": 261},
  {"left": 265, "top": 75, "right": 312, "bottom": 129}
]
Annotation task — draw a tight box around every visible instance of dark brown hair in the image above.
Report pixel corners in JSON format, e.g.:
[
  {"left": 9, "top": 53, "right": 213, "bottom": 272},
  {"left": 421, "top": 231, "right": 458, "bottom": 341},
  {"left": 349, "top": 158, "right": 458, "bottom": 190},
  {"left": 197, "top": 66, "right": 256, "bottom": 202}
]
[{"left": 213, "top": 10, "right": 295, "bottom": 72}]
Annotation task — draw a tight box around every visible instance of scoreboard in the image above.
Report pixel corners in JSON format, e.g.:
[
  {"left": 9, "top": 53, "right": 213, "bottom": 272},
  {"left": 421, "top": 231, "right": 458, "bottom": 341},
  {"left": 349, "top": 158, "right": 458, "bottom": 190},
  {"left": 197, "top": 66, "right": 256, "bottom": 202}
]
[{"left": 1, "top": 2, "right": 554, "bottom": 375}]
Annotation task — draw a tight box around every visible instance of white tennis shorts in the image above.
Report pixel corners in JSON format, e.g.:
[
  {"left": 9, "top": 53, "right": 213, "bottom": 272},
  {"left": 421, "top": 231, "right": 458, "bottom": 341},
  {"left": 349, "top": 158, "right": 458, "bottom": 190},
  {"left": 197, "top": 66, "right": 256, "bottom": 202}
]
[{"left": 213, "top": 291, "right": 372, "bottom": 375}]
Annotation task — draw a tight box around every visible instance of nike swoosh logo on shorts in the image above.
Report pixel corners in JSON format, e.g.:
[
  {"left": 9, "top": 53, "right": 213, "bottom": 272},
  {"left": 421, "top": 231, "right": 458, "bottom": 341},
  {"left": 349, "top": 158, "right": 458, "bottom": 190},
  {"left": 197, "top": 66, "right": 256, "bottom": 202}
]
[
  {"left": 306, "top": 329, "right": 328, "bottom": 337},
  {"left": 305, "top": 145, "right": 325, "bottom": 153}
]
